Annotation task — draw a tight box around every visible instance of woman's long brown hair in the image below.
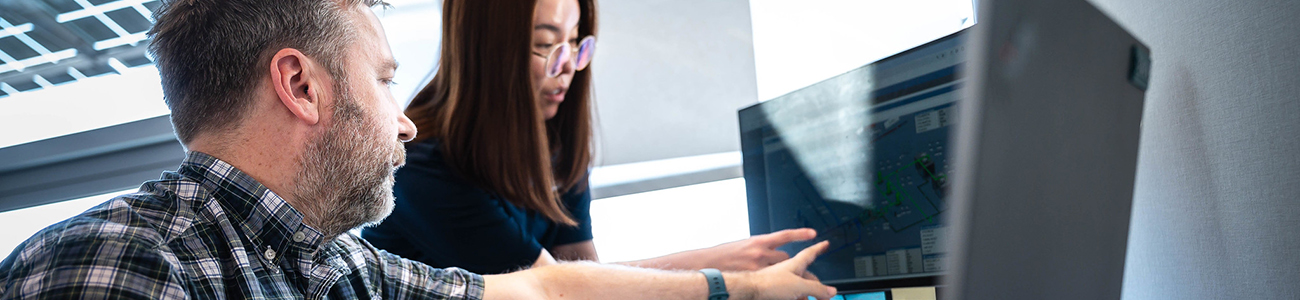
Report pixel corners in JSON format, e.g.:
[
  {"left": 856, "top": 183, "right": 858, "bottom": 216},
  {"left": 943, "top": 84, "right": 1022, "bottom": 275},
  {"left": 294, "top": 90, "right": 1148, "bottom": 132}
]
[{"left": 405, "top": 0, "right": 597, "bottom": 226}]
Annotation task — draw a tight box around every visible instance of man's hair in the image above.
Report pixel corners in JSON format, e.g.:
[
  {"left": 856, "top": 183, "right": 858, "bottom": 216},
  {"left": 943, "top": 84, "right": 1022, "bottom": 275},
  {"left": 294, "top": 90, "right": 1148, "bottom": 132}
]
[{"left": 148, "top": 0, "right": 384, "bottom": 144}]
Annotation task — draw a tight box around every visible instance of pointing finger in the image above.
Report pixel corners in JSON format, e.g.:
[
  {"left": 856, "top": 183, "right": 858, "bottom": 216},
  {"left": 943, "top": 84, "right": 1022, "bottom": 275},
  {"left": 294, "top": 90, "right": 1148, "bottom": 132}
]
[
  {"left": 795, "top": 241, "right": 830, "bottom": 263},
  {"left": 784, "top": 241, "right": 830, "bottom": 273}
]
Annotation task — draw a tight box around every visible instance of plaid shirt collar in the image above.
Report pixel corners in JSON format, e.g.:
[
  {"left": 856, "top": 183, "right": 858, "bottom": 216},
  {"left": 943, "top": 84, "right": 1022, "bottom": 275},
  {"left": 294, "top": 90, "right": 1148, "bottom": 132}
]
[{"left": 178, "top": 151, "right": 331, "bottom": 270}]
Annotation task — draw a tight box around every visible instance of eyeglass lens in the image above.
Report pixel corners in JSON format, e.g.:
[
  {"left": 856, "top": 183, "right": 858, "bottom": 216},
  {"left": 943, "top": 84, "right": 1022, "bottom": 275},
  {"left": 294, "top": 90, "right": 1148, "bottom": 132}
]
[{"left": 545, "top": 36, "right": 596, "bottom": 77}]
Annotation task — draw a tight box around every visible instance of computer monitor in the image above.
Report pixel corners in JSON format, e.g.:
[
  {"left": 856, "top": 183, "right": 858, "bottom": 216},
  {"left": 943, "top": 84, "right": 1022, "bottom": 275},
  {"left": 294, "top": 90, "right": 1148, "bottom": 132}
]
[
  {"left": 942, "top": 0, "right": 1147, "bottom": 298},
  {"left": 739, "top": 29, "right": 966, "bottom": 291},
  {"left": 742, "top": 0, "right": 1146, "bottom": 297}
]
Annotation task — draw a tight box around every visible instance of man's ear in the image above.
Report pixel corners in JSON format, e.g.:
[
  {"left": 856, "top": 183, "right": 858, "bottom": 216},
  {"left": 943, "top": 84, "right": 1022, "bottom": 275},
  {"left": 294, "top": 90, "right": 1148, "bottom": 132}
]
[{"left": 269, "top": 48, "right": 324, "bottom": 125}]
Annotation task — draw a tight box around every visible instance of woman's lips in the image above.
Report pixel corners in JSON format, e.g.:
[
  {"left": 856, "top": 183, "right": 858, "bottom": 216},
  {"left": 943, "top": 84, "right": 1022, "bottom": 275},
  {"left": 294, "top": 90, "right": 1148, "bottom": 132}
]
[{"left": 544, "top": 88, "right": 567, "bottom": 103}]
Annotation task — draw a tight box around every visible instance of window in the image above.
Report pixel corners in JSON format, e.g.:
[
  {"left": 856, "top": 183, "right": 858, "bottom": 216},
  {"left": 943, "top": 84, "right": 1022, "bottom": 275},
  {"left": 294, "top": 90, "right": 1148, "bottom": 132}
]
[{"left": 591, "top": 178, "right": 751, "bottom": 262}]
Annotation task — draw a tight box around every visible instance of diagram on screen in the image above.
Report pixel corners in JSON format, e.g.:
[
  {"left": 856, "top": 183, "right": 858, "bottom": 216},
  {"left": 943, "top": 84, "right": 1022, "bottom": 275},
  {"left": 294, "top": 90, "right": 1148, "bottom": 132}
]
[{"left": 765, "top": 101, "right": 955, "bottom": 281}]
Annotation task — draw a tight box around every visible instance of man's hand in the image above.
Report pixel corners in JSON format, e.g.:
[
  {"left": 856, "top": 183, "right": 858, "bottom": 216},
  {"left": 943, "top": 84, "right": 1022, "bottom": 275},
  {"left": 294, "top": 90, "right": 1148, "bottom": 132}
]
[
  {"left": 698, "top": 228, "right": 818, "bottom": 271},
  {"left": 734, "top": 240, "right": 837, "bottom": 300}
]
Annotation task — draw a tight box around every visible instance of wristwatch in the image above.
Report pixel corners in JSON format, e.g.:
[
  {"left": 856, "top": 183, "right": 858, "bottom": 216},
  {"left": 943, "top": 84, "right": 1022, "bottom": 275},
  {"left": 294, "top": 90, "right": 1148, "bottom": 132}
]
[{"left": 699, "top": 268, "right": 729, "bottom": 300}]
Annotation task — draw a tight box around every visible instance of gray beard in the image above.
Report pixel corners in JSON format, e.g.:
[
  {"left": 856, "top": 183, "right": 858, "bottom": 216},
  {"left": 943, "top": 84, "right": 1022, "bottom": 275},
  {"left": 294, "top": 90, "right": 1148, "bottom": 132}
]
[{"left": 291, "top": 90, "right": 402, "bottom": 240}]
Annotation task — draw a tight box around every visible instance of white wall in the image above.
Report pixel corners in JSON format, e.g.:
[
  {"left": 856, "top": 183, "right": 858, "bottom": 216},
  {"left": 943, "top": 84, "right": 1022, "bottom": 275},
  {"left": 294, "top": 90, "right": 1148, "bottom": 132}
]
[
  {"left": 749, "top": 0, "right": 973, "bottom": 101},
  {"left": 1082, "top": 0, "right": 1300, "bottom": 298},
  {"left": 590, "top": 0, "right": 759, "bottom": 166}
]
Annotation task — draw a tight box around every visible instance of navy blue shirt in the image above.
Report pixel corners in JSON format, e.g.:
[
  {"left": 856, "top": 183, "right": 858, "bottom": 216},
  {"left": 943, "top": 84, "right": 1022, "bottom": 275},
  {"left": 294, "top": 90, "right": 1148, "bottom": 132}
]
[{"left": 363, "top": 139, "right": 593, "bottom": 275}]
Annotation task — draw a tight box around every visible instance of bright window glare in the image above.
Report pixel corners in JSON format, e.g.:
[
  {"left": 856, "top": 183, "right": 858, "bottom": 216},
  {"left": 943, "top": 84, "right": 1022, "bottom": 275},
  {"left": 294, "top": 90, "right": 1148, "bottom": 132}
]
[
  {"left": 591, "top": 178, "right": 750, "bottom": 263},
  {"left": 0, "top": 189, "right": 134, "bottom": 260},
  {"left": 589, "top": 152, "right": 740, "bottom": 188},
  {"left": 0, "top": 67, "right": 168, "bottom": 149},
  {"left": 749, "top": 0, "right": 975, "bottom": 101}
]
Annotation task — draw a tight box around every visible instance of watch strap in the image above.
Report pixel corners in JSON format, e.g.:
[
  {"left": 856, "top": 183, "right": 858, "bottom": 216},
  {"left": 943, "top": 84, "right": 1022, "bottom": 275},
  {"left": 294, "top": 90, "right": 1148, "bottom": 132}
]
[{"left": 699, "top": 268, "right": 729, "bottom": 300}]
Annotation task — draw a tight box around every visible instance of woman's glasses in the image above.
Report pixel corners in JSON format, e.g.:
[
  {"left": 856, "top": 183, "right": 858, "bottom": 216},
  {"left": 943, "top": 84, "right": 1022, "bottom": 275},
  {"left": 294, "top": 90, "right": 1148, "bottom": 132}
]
[{"left": 533, "top": 35, "right": 596, "bottom": 78}]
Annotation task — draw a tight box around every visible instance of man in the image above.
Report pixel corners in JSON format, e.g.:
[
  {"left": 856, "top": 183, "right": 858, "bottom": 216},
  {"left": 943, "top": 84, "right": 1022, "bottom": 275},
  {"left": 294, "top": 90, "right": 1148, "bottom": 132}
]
[{"left": 0, "top": 0, "right": 837, "bottom": 299}]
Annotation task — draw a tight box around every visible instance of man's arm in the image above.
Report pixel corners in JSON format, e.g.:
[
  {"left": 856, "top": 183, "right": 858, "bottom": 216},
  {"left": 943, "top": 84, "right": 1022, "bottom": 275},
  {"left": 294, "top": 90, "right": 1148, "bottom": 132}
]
[{"left": 484, "top": 241, "right": 836, "bottom": 300}]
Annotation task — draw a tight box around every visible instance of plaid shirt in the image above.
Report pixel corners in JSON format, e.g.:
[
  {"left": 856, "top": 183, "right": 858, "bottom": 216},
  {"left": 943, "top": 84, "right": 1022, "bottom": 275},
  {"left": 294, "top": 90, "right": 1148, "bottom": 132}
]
[{"left": 0, "top": 152, "right": 485, "bottom": 300}]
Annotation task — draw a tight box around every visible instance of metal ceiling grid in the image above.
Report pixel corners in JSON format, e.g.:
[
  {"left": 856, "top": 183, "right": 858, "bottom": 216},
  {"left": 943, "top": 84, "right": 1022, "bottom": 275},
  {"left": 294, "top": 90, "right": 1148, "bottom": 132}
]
[{"left": 0, "top": 0, "right": 160, "bottom": 98}]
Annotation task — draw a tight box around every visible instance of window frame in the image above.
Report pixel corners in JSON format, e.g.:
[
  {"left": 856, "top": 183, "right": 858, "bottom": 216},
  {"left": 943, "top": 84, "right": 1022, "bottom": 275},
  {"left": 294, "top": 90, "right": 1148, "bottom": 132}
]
[{"left": 0, "top": 115, "right": 182, "bottom": 213}]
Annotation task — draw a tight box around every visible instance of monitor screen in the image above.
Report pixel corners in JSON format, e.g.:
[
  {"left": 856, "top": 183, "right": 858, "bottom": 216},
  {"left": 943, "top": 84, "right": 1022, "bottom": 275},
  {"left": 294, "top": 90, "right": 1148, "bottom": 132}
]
[
  {"left": 813, "top": 290, "right": 889, "bottom": 300},
  {"left": 739, "top": 30, "right": 965, "bottom": 288}
]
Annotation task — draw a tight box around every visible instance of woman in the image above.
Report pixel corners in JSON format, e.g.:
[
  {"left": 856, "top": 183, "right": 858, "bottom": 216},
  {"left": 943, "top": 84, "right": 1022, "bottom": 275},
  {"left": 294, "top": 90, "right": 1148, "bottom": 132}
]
[{"left": 362, "top": 0, "right": 814, "bottom": 274}]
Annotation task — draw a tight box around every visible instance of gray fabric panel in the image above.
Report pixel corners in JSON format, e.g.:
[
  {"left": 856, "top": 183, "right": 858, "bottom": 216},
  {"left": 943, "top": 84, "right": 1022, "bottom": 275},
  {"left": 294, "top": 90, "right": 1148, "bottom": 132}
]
[
  {"left": 1084, "top": 0, "right": 1300, "bottom": 299},
  {"left": 945, "top": 0, "right": 1145, "bottom": 298}
]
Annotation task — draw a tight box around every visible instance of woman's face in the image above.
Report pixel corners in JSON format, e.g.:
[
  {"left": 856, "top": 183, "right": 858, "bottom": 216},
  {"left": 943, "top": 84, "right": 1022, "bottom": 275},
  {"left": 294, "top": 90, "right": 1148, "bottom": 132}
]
[{"left": 531, "top": 0, "right": 582, "bottom": 120}]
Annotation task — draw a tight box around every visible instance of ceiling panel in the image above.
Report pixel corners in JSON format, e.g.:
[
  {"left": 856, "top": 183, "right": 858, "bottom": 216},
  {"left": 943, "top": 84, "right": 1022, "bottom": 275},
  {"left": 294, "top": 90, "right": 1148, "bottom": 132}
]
[{"left": 0, "top": 0, "right": 157, "bottom": 98}]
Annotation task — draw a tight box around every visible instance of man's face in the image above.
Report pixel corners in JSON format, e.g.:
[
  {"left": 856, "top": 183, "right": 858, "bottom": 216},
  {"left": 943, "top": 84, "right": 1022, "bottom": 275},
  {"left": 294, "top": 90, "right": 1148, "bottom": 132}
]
[{"left": 292, "top": 5, "right": 415, "bottom": 237}]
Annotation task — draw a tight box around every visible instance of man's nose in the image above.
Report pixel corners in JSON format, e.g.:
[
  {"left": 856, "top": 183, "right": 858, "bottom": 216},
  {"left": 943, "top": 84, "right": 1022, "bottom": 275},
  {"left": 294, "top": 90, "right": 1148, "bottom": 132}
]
[{"left": 397, "top": 113, "right": 417, "bottom": 143}]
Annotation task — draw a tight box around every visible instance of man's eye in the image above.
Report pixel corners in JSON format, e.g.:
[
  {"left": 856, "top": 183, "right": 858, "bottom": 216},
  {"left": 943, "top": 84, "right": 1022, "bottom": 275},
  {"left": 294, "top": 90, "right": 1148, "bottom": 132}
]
[{"left": 380, "top": 79, "right": 397, "bottom": 86}]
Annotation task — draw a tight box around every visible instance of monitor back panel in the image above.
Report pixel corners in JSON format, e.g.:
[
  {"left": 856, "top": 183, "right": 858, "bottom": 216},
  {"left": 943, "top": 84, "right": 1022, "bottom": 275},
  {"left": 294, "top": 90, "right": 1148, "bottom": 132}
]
[{"left": 943, "top": 0, "right": 1149, "bottom": 299}]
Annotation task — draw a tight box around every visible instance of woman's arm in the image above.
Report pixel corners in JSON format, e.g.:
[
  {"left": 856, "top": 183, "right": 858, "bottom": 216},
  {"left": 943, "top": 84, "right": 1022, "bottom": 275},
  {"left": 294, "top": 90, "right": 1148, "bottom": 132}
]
[
  {"left": 544, "top": 182, "right": 817, "bottom": 271},
  {"left": 616, "top": 228, "right": 816, "bottom": 271},
  {"left": 547, "top": 228, "right": 817, "bottom": 271}
]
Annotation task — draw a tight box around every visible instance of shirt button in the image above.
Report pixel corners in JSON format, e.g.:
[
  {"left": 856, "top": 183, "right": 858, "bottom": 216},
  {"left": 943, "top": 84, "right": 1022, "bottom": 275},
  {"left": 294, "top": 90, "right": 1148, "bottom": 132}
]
[
  {"left": 293, "top": 231, "right": 306, "bottom": 243},
  {"left": 264, "top": 248, "right": 277, "bottom": 260}
]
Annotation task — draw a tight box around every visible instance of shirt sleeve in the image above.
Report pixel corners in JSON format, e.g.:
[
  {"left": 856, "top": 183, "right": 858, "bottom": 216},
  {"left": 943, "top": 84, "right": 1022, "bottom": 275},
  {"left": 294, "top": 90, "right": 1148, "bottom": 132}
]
[
  {"left": 0, "top": 234, "right": 187, "bottom": 299},
  {"left": 383, "top": 162, "right": 545, "bottom": 274},
  {"left": 552, "top": 181, "right": 594, "bottom": 246}
]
